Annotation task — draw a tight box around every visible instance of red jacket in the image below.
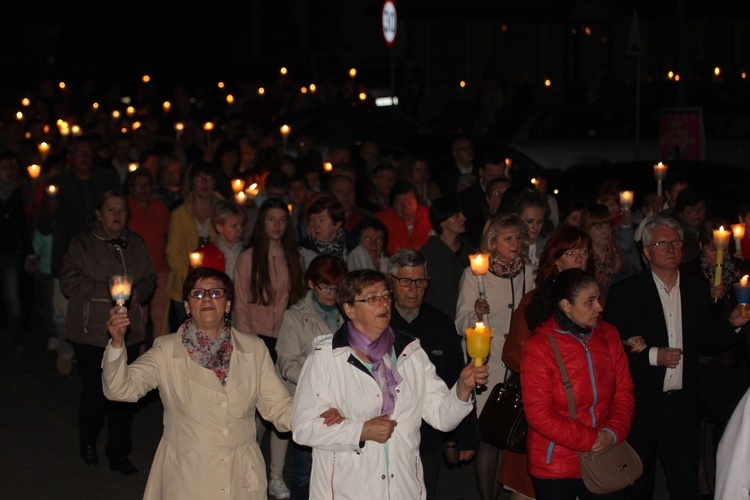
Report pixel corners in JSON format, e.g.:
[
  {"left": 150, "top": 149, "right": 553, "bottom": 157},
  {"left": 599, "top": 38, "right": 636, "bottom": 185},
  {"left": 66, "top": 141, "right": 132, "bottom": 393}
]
[
  {"left": 376, "top": 206, "right": 432, "bottom": 257},
  {"left": 199, "top": 243, "right": 225, "bottom": 274},
  {"left": 520, "top": 317, "right": 634, "bottom": 479}
]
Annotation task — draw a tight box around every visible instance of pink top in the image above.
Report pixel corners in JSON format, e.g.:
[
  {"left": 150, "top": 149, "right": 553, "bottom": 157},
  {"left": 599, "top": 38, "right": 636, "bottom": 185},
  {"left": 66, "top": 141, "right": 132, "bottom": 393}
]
[{"left": 233, "top": 247, "right": 290, "bottom": 338}]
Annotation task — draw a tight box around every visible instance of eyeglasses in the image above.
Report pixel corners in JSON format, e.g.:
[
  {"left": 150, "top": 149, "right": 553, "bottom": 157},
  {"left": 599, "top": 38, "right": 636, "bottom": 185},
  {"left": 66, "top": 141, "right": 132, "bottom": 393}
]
[
  {"left": 389, "top": 275, "right": 430, "bottom": 289},
  {"left": 646, "top": 240, "right": 684, "bottom": 250},
  {"left": 189, "top": 288, "right": 227, "bottom": 299},
  {"left": 315, "top": 283, "right": 337, "bottom": 292},
  {"left": 352, "top": 292, "right": 394, "bottom": 306}
]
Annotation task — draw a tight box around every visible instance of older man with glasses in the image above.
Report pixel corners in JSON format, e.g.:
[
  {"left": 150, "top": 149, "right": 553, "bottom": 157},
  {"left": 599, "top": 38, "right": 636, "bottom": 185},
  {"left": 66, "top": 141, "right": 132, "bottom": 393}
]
[
  {"left": 604, "top": 216, "right": 749, "bottom": 500},
  {"left": 387, "top": 249, "right": 480, "bottom": 500}
]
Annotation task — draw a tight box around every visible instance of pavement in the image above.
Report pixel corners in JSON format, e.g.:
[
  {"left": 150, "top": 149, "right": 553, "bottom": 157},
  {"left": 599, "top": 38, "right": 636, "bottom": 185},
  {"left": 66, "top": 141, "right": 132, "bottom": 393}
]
[{"left": 1, "top": 316, "right": 680, "bottom": 500}]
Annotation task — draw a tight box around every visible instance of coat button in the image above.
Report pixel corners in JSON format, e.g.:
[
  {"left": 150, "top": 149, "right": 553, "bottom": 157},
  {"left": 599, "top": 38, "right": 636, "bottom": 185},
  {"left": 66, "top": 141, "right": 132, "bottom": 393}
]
[
  {"left": 222, "top": 429, "right": 228, "bottom": 436},
  {"left": 381, "top": 475, "right": 386, "bottom": 479},
  {"left": 221, "top": 401, "right": 227, "bottom": 407}
]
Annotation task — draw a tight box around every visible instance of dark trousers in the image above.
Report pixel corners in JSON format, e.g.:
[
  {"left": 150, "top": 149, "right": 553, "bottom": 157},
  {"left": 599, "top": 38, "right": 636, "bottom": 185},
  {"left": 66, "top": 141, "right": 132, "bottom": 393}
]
[
  {"left": 420, "top": 449, "right": 443, "bottom": 500},
  {"left": 71, "top": 342, "right": 140, "bottom": 464},
  {"left": 290, "top": 441, "right": 312, "bottom": 500},
  {"left": 626, "top": 390, "right": 701, "bottom": 500},
  {"left": 531, "top": 477, "right": 625, "bottom": 500}
]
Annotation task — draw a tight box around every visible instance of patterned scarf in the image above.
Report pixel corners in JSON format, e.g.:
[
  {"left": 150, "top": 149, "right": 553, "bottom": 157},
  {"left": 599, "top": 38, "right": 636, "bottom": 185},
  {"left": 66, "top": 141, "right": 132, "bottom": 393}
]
[
  {"left": 181, "top": 318, "right": 233, "bottom": 386},
  {"left": 699, "top": 253, "right": 741, "bottom": 295},
  {"left": 489, "top": 257, "right": 524, "bottom": 279},
  {"left": 312, "top": 227, "right": 347, "bottom": 260},
  {"left": 592, "top": 241, "right": 625, "bottom": 293},
  {"left": 347, "top": 323, "right": 402, "bottom": 415}
]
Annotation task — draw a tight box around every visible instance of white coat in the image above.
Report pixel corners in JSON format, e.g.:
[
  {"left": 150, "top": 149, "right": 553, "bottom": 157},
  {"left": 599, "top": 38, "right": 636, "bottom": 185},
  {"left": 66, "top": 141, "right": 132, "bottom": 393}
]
[
  {"left": 275, "top": 290, "right": 343, "bottom": 395},
  {"left": 291, "top": 326, "right": 473, "bottom": 500},
  {"left": 455, "top": 264, "right": 535, "bottom": 412},
  {"left": 716, "top": 386, "right": 750, "bottom": 499},
  {"left": 102, "top": 328, "right": 293, "bottom": 500}
]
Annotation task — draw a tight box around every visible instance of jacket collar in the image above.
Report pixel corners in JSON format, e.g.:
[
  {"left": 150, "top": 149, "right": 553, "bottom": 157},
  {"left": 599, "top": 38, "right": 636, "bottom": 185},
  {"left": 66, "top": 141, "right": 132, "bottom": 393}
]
[{"left": 331, "top": 322, "right": 416, "bottom": 358}]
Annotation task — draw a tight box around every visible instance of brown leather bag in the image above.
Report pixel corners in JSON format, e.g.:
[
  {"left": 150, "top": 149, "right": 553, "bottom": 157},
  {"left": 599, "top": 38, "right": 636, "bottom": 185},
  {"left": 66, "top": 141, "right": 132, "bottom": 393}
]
[{"left": 547, "top": 335, "right": 643, "bottom": 494}]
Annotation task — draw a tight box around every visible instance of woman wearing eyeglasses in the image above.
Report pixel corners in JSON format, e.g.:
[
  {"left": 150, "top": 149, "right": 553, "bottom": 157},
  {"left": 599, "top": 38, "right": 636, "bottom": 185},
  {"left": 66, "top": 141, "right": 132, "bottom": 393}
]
[
  {"left": 233, "top": 198, "right": 306, "bottom": 499},
  {"left": 103, "top": 267, "right": 342, "bottom": 499},
  {"left": 583, "top": 205, "right": 634, "bottom": 306},
  {"left": 276, "top": 255, "right": 348, "bottom": 499},
  {"left": 292, "top": 269, "right": 488, "bottom": 499}
]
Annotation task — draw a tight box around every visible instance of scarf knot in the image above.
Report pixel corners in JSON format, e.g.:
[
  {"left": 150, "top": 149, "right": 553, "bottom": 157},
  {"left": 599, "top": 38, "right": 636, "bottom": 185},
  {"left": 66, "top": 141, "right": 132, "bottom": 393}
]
[{"left": 346, "top": 323, "right": 402, "bottom": 415}]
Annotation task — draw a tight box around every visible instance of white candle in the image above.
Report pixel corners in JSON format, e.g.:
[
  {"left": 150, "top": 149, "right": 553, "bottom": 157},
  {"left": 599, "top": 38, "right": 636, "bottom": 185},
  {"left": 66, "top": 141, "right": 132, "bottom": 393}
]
[{"left": 619, "top": 191, "right": 634, "bottom": 210}]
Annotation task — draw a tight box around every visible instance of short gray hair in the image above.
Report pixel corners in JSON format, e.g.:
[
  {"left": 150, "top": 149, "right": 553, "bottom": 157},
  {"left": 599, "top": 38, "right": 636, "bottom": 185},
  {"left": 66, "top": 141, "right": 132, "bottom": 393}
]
[
  {"left": 642, "top": 216, "right": 684, "bottom": 247},
  {"left": 387, "top": 249, "right": 428, "bottom": 276}
]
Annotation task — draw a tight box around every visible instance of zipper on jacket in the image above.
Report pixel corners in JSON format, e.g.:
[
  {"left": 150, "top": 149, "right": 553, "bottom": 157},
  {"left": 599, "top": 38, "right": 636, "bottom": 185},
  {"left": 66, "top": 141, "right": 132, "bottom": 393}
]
[
  {"left": 414, "top": 451, "right": 423, "bottom": 498},
  {"left": 546, "top": 441, "right": 555, "bottom": 464},
  {"left": 330, "top": 452, "right": 335, "bottom": 499},
  {"left": 559, "top": 331, "right": 600, "bottom": 427}
]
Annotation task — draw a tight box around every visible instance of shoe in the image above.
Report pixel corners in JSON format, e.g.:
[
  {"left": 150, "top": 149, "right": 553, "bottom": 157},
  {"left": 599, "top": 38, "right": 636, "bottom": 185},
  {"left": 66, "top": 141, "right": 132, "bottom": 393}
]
[
  {"left": 57, "top": 354, "right": 73, "bottom": 377},
  {"left": 268, "top": 476, "right": 290, "bottom": 499},
  {"left": 80, "top": 445, "right": 98, "bottom": 466},
  {"left": 110, "top": 459, "right": 138, "bottom": 475},
  {"left": 47, "top": 337, "right": 59, "bottom": 351}
]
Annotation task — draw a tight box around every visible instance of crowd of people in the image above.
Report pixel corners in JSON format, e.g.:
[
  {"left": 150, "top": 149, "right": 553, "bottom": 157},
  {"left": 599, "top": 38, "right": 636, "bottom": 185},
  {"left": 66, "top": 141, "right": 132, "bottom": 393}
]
[{"left": 2, "top": 79, "right": 750, "bottom": 500}]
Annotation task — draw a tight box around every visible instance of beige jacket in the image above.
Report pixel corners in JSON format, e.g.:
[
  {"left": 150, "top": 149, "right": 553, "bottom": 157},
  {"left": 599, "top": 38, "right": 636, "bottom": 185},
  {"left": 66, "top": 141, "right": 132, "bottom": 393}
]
[{"left": 102, "top": 328, "right": 293, "bottom": 500}]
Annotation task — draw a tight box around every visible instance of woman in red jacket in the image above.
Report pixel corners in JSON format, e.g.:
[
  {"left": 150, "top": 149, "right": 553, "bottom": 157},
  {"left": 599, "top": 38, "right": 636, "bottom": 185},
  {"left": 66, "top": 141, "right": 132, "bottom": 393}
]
[{"left": 521, "top": 268, "right": 635, "bottom": 499}]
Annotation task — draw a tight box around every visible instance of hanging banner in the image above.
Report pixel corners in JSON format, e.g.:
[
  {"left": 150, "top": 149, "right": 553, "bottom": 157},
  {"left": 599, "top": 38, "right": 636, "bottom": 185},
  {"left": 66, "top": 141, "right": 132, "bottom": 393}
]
[{"left": 659, "top": 107, "right": 705, "bottom": 161}]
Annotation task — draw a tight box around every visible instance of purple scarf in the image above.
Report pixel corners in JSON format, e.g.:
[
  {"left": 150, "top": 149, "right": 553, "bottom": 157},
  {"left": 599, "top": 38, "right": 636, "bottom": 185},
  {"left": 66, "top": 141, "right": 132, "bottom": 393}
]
[{"left": 347, "top": 323, "right": 402, "bottom": 415}]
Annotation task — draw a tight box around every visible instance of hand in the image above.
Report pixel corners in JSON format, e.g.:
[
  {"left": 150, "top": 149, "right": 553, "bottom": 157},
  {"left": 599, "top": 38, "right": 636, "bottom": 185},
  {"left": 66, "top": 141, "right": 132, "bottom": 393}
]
[
  {"left": 459, "top": 450, "right": 476, "bottom": 461},
  {"left": 624, "top": 336, "right": 647, "bottom": 353},
  {"left": 590, "top": 430, "right": 615, "bottom": 453},
  {"left": 710, "top": 284, "right": 726, "bottom": 300},
  {"left": 457, "top": 361, "right": 489, "bottom": 401},
  {"left": 473, "top": 299, "right": 490, "bottom": 319},
  {"left": 107, "top": 305, "right": 130, "bottom": 349},
  {"left": 320, "top": 408, "right": 345, "bottom": 426},
  {"left": 729, "top": 304, "right": 750, "bottom": 328},
  {"left": 360, "top": 415, "right": 397, "bottom": 443},
  {"left": 656, "top": 347, "right": 682, "bottom": 368}
]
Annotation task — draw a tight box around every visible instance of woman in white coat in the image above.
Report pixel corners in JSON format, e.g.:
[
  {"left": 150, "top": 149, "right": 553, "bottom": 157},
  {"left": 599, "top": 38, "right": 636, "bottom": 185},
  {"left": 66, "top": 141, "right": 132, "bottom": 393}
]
[
  {"left": 455, "top": 213, "right": 536, "bottom": 500},
  {"left": 291, "top": 269, "right": 488, "bottom": 499},
  {"left": 102, "top": 267, "right": 340, "bottom": 499},
  {"left": 276, "top": 254, "right": 347, "bottom": 499}
]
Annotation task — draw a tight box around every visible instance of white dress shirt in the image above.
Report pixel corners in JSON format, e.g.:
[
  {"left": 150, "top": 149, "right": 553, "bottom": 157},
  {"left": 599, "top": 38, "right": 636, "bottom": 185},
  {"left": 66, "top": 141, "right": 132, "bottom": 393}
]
[{"left": 648, "top": 271, "right": 683, "bottom": 391}]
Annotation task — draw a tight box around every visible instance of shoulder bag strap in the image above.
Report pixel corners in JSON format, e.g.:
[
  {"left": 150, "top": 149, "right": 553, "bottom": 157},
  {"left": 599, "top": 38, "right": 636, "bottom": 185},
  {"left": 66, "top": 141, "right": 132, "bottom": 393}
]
[{"left": 547, "top": 334, "right": 576, "bottom": 418}]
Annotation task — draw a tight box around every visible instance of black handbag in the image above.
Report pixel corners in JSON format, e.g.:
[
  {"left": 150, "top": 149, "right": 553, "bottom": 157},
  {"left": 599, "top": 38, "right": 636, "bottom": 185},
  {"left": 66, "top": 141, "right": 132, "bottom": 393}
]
[
  {"left": 478, "top": 370, "right": 527, "bottom": 453},
  {"left": 547, "top": 334, "right": 643, "bottom": 494}
]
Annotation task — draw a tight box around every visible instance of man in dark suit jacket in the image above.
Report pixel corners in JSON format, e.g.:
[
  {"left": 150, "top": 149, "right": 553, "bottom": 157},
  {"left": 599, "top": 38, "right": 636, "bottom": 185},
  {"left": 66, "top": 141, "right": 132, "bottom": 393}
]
[
  {"left": 387, "top": 249, "right": 480, "bottom": 500},
  {"left": 604, "top": 217, "right": 748, "bottom": 500}
]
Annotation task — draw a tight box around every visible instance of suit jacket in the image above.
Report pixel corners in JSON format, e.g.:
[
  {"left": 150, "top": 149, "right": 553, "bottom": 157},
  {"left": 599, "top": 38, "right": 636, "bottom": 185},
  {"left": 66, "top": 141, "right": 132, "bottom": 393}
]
[{"left": 603, "top": 269, "right": 745, "bottom": 430}]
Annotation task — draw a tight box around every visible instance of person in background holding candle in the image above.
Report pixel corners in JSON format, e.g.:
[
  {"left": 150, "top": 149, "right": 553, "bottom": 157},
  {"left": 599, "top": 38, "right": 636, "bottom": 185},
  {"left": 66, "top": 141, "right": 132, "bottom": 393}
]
[
  {"left": 604, "top": 217, "right": 750, "bottom": 500},
  {"left": 522, "top": 269, "right": 635, "bottom": 499},
  {"left": 420, "top": 197, "right": 475, "bottom": 320},
  {"left": 198, "top": 201, "right": 246, "bottom": 280},
  {"left": 60, "top": 190, "right": 156, "bottom": 474},
  {"left": 388, "top": 249, "right": 480, "bottom": 500},
  {"left": 234, "top": 198, "right": 306, "bottom": 500},
  {"left": 679, "top": 220, "right": 749, "bottom": 496},
  {"left": 499, "top": 226, "right": 645, "bottom": 499},
  {"left": 455, "top": 213, "right": 536, "bottom": 500},
  {"left": 165, "top": 161, "right": 220, "bottom": 333},
  {"left": 291, "top": 269, "right": 486, "bottom": 499},
  {"left": 126, "top": 169, "right": 170, "bottom": 340}
]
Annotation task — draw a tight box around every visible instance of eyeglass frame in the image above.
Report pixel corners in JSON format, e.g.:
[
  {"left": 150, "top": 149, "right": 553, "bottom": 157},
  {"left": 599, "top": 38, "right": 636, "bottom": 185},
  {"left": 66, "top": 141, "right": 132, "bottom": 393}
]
[
  {"left": 388, "top": 274, "right": 430, "bottom": 289},
  {"left": 351, "top": 291, "right": 394, "bottom": 306},
  {"left": 645, "top": 240, "right": 684, "bottom": 250},
  {"left": 315, "top": 283, "right": 338, "bottom": 292},
  {"left": 189, "top": 288, "right": 227, "bottom": 299}
]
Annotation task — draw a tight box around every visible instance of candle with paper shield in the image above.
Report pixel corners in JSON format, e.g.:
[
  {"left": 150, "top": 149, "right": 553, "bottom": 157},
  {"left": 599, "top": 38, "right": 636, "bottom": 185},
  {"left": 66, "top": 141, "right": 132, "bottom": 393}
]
[
  {"left": 109, "top": 275, "right": 133, "bottom": 313},
  {"left": 469, "top": 252, "right": 491, "bottom": 302},
  {"left": 27, "top": 164, "right": 41, "bottom": 180},
  {"left": 189, "top": 251, "right": 205, "bottom": 268},
  {"left": 734, "top": 275, "right": 750, "bottom": 318},
  {"left": 731, "top": 223, "right": 745, "bottom": 253}
]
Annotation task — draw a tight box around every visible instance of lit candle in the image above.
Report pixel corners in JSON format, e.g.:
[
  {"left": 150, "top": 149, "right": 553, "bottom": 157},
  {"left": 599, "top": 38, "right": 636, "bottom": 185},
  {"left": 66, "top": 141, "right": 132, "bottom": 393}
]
[
  {"left": 348, "top": 68, "right": 357, "bottom": 78},
  {"left": 126, "top": 106, "right": 136, "bottom": 117},
  {"left": 287, "top": 203, "right": 293, "bottom": 214},
  {"left": 226, "top": 94, "right": 234, "bottom": 105},
  {"left": 46, "top": 184, "right": 58, "bottom": 198},
  {"left": 71, "top": 125, "right": 82, "bottom": 136},
  {"left": 21, "top": 97, "right": 30, "bottom": 107},
  {"left": 109, "top": 275, "right": 133, "bottom": 312},
  {"left": 231, "top": 178, "right": 245, "bottom": 194},
  {"left": 619, "top": 190, "right": 634, "bottom": 211},
  {"left": 27, "top": 164, "right": 41, "bottom": 180},
  {"left": 234, "top": 191, "right": 247, "bottom": 205},
  {"left": 245, "top": 182, "right": 260, "bottom": 197},
  {"left": 734, "top": 275, "right": 750, "bottom": 318},
  {"left": 128, "top": 162, "right": 139, "bottom": 172},
  {"left": 163, "top": 101, "right": 171, "bottom": 113},
  {"left": 38, "top": 142, "right": 50, "bottom": 160},
  {"left": 203, "top": 122, "right": 214, "bottom": 131},
  {"left": 654, "top": 162, "right": 668, "bottom": 196},
  {"left": 465, "top": 321, "right": 492, "bottom": 370},
  {"left": 713, "top": 226, "right": 732, "bottom": 293},
  {"left": 189, "top": 251, "right": 204, "bottom": 268},
  {"left": 280, "top": 124, "right": 290, "bottom": 153},
  {"left": 175, "top": 122, "right": 184, "bottom": 142},
  {"left": 469, "top": 252, "right": 491, "bottom": 303},
  {"left": 323, "top": 161, "right": 333, "bottom": 172},
  {"left": 731, "top": 223, "right": 746, "bottom": 252}
]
